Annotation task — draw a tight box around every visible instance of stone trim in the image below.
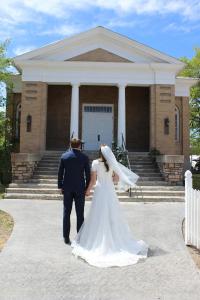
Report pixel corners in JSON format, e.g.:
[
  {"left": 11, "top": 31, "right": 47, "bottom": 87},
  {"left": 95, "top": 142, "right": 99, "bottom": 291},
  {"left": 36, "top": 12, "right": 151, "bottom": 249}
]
[
  {"left": 156, "top": 155, "right": 184, "bottom": 185},
  {"left": 11, "top": 153, "right": 42, "bottom": 182}
]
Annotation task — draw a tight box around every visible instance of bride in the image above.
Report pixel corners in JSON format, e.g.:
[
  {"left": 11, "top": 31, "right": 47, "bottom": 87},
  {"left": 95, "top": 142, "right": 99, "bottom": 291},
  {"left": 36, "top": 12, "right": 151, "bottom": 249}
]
[{"left": 71, "top": 145, "right": 148, "bottom": 268}]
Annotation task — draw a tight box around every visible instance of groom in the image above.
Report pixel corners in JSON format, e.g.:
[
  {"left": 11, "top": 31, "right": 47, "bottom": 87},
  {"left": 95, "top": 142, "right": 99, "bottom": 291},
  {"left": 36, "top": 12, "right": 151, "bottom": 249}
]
[{"left": 58, "top": 138, "right": 91, "bottom": 244}]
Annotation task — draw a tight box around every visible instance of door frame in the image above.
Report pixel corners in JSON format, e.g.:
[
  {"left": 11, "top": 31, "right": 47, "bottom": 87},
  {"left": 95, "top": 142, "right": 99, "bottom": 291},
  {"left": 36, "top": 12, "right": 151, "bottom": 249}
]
[{"left": 82, "top": 103, "right": 114, "bottom": 150}]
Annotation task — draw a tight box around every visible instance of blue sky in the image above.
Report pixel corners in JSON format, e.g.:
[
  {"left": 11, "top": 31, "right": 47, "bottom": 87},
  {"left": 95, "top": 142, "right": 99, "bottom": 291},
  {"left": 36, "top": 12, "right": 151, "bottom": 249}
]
[{"left": 0, "top": 0, "right": 199, "bottom": 60}]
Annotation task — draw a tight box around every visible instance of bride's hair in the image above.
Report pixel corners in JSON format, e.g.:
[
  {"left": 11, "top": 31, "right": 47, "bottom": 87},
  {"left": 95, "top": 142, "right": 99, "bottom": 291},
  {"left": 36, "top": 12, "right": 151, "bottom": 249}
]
[{"left": 99, "top": 145, "right": 109, "bottom": 172}]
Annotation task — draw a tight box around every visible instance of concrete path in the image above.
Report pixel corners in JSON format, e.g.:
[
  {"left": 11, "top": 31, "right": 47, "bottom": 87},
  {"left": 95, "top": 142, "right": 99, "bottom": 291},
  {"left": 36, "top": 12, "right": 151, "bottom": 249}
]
[{"left": 0, "top": 199, "right": 200, "bottom": 300}]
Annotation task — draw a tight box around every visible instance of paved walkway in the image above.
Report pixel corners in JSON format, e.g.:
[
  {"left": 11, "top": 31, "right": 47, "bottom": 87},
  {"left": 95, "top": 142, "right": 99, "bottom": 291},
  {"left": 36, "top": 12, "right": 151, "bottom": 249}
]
[{"left": 0, "top": 199, "right": 200, "bottom": 300}]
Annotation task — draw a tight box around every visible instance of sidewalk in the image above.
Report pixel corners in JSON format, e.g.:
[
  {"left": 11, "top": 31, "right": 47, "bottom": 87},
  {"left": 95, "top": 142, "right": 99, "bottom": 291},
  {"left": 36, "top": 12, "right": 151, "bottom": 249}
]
[{"left": 0, "top": 199, "right": 200, "bottom": 300}]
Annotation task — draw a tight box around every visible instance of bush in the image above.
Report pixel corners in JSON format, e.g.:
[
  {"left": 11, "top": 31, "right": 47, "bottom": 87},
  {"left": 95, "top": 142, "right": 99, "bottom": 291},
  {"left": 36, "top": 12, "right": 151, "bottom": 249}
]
[
  {"left": 193, "top": 174, "right": 200, "bottom": 190},
  {"left": 149, "top": 148, "right": 162, "bottom": 162},
  {"left": 191, "top": 157, "right": 200, "bottom": 174},
  {"left": 112, "top": 142, "right": 129, "bottom": 167},
  {"left": 0, "top": 144, "right": 12, "bottom": 185}
]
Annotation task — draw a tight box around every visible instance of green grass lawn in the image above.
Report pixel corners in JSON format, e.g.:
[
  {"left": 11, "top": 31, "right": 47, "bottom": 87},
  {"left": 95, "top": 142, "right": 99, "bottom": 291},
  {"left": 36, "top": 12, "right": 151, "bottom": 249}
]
[
  {"left": 0, "top": 210, "right": 14, "bottom": 251},
  {"left": 193, "top": 174, "right": 200, "bottom": 190}
]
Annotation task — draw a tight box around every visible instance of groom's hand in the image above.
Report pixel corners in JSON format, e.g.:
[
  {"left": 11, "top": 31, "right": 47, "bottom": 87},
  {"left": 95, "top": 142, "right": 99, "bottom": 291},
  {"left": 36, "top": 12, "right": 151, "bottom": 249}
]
[{"left": 60, "top": 188, "right": 64, "bottom": 195}]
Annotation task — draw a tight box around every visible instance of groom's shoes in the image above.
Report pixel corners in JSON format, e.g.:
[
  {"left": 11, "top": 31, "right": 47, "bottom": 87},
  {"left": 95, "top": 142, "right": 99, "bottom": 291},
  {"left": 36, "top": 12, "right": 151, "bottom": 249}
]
[{"left": 64, "top": 238, "right": 71, "bottom": 245}]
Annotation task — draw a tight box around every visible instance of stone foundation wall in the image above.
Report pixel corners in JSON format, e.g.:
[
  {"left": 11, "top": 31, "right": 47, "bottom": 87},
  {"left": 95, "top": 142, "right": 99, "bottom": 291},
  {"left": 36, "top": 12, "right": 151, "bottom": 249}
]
[
  {"left": 11, "top": 153, "right": 42, "bottom": 182},
  {"left": 156, "top": 155, "right": 184, "bottom": 185}
]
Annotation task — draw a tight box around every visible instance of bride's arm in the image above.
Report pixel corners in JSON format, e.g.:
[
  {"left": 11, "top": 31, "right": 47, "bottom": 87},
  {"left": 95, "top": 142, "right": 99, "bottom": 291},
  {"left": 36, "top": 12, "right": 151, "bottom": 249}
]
[
  {"left": 85, "top": 171, "right": 97, "bottom": 196},
  {"left": 112, "top": 171, "right": 119, "bottom": 183}
]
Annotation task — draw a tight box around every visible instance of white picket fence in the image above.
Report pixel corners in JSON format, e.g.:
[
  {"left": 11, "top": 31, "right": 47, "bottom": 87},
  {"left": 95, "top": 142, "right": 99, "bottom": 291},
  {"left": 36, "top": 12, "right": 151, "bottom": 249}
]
[{"left": 185, "top": 170, "right": 200, "bottom": 249}]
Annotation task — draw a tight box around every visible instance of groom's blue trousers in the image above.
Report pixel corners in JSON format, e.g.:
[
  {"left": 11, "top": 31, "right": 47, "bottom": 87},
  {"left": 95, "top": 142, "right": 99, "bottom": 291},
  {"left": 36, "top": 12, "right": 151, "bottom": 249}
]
[{"left": 63, "top": 191, "right": 85, "bottom": 239}]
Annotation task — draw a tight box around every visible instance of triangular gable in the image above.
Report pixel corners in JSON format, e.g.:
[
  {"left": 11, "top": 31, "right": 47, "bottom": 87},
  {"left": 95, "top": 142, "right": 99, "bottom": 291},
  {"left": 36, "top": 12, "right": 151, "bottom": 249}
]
[
  {"left": 66, "top": 48, "right": 132, "bottom": 63},
  {"left": 14, "top": 26, "right": 184, "bottom": 66}
]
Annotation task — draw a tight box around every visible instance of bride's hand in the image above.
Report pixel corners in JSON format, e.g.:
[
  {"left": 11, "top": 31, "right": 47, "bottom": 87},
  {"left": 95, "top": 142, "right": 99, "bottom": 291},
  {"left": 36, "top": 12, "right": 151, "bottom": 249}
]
[{"left": 85, "top": 189, "right": 91, "bottom": 197}]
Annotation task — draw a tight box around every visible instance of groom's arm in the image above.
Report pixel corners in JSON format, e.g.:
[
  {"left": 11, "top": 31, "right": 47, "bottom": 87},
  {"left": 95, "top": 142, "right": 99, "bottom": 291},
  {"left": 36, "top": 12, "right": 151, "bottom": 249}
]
[
  {"left": 84, "top": 156, "right": 91, "bottom": 190},
  {"left": 58, "top": 158, "right": 64, "bottom": 189}
]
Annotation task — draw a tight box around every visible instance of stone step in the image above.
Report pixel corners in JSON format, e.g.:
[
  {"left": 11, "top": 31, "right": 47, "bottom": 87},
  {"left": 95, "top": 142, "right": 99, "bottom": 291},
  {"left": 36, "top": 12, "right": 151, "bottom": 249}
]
[
  {"left": 6, "top": 188, "right": 127, "bottom": 196},
  {"left": 39, "top": 159, "right": 155, "bottom": 165},
  {"left": 37, "top": 166, "right": 59, "bottom": 170},
  {"left": 32, "top": 174, "right": 164, "bottom": 181},
  {"left": 137, "top": 173, "right": 162, "bottom": 177},
  {"left": 6, "top": 188, "right": 184, "bottom": 197},
  {"left": 37, "top": 165, "right": 158, "bottom": 171},
  {"left": 130, "top": 162, "right": 154, "bottom": 166},
  {"left": 34, "top": 168, "right": 162, "bottom": 177},
  {"left": 29, "top": 178, "right": 166, "bottom": 184},
  {"left": 131, "top": 166, "right": 158, "bottom": 170},
  {"left": 4, "top": 193, "right": 184, "bottom": 202},
  {"left": 137, "top": 181, "right": 168, "bottom": 186},
  {"left": 9, "top": 182, "right": 185, "bottom": 190},
  {"left": 38, "top": 163, "right": 59, "bottom": 167}
]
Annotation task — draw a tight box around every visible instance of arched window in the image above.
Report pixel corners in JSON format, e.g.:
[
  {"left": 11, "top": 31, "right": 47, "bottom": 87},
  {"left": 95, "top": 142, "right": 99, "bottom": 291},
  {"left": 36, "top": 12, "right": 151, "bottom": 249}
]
[
  {"left": 26, "top": 115, "right": 32, "bottom": 132},
  {"left": 175, "top": 106, "right": 180, "bottom": 142},
  {"left": 16, "top": 103, "right": 21, "bottom": 140}
]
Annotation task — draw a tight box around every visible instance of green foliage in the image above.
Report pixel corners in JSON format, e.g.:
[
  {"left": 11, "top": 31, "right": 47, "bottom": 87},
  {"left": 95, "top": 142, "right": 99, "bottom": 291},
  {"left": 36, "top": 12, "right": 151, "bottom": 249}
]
[
  {"left": 0, "top": 40, "right": 13, "bottom": 108},
  {"left": 0, "top": 41, "right": 13, "bottom": 185},
  {"left": 149, "top": 147, "right": 161, "bottom": 162},
  {"left": 193, "top": 174, "right": 200, "bottom": 190},
  {"left": 179, "top": 48, "right": 200, "bottom": 144},
  {"left": 112, "top": 142, "right": 129, "bottom": 167},
  {"left": 190, "top": 136, "right": 200, "bottom": 155},
  {"left": 0, "top": 184, "right": 5, "bottom": 198},
  {"left": 0, "top": 112, "right": 12, "bottom": 185}
]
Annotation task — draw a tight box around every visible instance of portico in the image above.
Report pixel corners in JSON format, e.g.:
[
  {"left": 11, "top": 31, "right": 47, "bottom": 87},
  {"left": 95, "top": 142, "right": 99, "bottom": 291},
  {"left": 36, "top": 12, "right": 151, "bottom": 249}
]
[
  {"left": 9, "top": 26, "right": 198, "bottom": 182},
  {"left": 58, "top": 82, "right": 126, "bottom": 150}
]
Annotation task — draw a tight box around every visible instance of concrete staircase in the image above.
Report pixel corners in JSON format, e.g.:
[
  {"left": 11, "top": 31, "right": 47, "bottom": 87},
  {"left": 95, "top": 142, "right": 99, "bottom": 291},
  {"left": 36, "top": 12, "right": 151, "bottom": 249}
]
[{"left": 5, "top": 151, "right": 185, "bottom": 202}]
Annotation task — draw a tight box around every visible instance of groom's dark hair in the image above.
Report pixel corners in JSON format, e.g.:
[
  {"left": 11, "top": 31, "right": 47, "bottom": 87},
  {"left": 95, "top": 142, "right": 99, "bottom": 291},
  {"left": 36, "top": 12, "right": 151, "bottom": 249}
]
[{"left": 70, "top": 138, "right": 81, "bottom": 149}]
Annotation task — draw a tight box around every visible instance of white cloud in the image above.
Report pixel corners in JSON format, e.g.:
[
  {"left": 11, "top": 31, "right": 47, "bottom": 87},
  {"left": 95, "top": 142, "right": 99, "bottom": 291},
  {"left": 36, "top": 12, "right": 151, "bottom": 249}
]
[
  {"left": 13, "top": 45, "right": 37, "bottom": 56},
  {"left": 106, "top": 19, "right": 146, "bottom": 29},
  {"left": 1, "top": 0, "right": 200, "bottom": 22},
  {"left": 40, "top": 24, "right": 83, "bottom": 37},
  {"left": 0, "top": 0, "right": 200, "bottom": 41}
]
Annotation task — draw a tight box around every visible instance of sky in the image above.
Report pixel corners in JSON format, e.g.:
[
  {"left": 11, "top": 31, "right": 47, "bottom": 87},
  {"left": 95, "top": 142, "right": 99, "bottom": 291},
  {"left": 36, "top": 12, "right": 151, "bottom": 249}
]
[{"left": 0, "top": 0, "right": 199, "bottom": 61}]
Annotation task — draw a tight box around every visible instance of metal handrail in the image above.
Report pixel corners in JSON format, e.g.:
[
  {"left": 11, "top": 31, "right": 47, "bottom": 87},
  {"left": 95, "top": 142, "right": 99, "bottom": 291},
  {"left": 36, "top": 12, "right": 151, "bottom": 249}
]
[
  {"left": 121, "top": 133, "right": 144, "bottom": 201},
  {"left": 70, "top": 131, "right": 74, "bottom": 139},
  {"left": 121, "top": 133, "right": 132, "bottom": 197}
]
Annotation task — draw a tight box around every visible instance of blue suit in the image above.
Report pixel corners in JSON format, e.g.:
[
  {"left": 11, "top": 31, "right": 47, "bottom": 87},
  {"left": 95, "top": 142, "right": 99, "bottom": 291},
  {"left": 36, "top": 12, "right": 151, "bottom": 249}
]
[{"left": 58, "top": 149, "right": 90, "bottom": 240}]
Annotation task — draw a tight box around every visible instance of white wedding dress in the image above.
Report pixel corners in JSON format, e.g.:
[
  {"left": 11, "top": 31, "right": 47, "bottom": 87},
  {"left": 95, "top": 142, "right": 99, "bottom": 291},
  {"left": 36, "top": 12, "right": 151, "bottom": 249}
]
[{"left": 71, "top": 159, "right": 148, "bottom": 268}]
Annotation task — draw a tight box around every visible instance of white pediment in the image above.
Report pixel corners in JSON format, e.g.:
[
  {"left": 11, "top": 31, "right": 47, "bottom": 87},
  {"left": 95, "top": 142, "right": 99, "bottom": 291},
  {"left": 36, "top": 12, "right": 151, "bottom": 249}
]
[{"left": 14, "top": 27, "right": 184, "bottom": 65}]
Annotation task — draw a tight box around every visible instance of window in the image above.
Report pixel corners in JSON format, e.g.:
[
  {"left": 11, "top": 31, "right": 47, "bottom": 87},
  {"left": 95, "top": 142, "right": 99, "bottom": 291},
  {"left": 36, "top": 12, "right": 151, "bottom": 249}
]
[
  {"left": 16, "top": 103, "right": 21, "bottom": 139},
  {"left": 84, "top": 106, "right": 112, "bottom": 113},
  {"left": 26, "top": 115, "right": 32, "bottom": 132},
  {"left": 175, "top": 106, "right": 180, "bottom": 142}
]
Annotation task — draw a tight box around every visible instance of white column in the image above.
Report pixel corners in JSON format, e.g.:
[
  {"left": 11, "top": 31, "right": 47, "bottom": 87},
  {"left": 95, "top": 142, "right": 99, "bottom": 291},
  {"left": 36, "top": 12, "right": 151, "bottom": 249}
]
[
  {"left": 70, "top": 83, "right": 79, "bottom": 138},
  {"left": 118, "top": 84, "right": 126, "bottom": 146}
]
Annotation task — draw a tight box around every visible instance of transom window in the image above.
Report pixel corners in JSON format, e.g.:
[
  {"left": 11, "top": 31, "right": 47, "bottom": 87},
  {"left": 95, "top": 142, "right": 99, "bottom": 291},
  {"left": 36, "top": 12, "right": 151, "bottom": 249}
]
[{"left": 84, "top": 106, "right": 112, "bottom": 113}]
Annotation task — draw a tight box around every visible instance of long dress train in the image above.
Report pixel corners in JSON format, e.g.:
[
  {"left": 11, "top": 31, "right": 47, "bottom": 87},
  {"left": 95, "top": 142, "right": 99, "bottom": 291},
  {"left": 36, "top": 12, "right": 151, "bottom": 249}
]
[{"left": 71, "top": 159, "right": 148, "bottom": 268}]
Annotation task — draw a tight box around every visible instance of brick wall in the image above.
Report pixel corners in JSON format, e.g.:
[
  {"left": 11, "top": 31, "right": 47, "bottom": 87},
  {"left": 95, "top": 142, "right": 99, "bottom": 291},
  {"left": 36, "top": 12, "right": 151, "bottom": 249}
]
[
  {"left": 150, "top": 85, "right": 176, "bottom": 154},
  {"left": 20, "top": 82, "right": 47, "bottom": 153},
  {"left": 6, "top": 92, "right": 21, "bottom": 143}
]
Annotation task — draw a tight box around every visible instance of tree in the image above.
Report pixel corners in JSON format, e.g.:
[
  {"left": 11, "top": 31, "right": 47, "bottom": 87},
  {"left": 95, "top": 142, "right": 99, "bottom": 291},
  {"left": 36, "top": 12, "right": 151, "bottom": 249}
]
[
  {"left": 0, "top": 40, "right": 13, "bottom": 107},
  {"left": 0, "top": 41, "right": 13, "bottom": 184},
  {"left": 179, "top": 48, "right": 200, "bottom": 155}
]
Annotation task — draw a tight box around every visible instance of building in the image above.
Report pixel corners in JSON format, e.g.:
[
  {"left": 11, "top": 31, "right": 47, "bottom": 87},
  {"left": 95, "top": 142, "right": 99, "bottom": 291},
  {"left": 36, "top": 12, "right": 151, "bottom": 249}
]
[{"left": 8, "top": 27, "right": 197, "bottom": 184}]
